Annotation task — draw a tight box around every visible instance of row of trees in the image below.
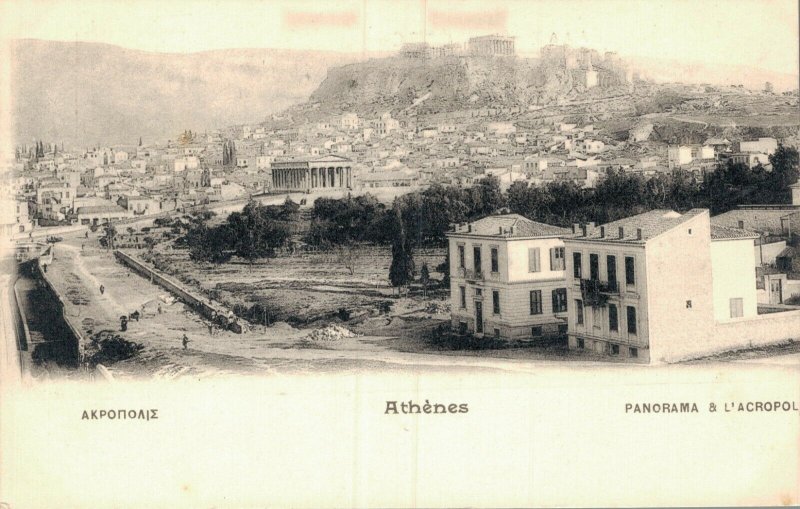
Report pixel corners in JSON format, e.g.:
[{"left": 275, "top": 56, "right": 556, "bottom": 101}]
[
  {"left": 308, "top": 145, "right": 799, "bottom": 249},
  {"left": 179, "top": 146, "right": 799, "bottom": 291},
  {"left": 183, "top": 200, "right": 298, "bottom": 263}
]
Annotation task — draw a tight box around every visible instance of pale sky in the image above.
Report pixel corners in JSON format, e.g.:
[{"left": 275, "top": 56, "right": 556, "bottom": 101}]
[{"left": 1, "top": 0, "right": 798, "bottom": 75}]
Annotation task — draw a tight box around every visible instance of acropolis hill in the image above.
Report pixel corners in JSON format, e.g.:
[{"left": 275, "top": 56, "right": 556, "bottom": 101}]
[{"left": 309, "top": 37, "right": 633, "bottom": 116}]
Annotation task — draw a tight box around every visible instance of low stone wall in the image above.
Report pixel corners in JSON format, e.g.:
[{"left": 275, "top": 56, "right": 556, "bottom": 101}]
[
  {"left": 659, "top": 309, "right": 800, "bottom": 362},
  {"left": 35, "top": 247, "right": 82, "bottom": 361},
  {"left": 113, "top": 250, "right": 242, "bottom": 333}
]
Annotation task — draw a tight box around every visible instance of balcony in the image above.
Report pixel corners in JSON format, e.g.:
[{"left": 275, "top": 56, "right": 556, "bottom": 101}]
[
  {"left": 456, "top": 267, "right": 484, "bottom": 281},
  {"left": 580, "top": 279, "right": 619, "bottom": 307}
]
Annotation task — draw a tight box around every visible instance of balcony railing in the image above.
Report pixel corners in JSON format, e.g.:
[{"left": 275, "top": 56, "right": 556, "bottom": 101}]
[
  {"left": 580, "top": 279, "right": 619, "bottom": 306},
  {"left": 456, "top": 267, "right": 484, "bottom": 281}
]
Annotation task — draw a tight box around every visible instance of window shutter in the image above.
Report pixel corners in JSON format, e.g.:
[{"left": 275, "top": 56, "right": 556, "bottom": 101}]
[
  {"left": 529, "top": 248, "right": 540, "bottom": 272},
  {"left": 549, "top": 248, "right": 556, "bottom": 270}
]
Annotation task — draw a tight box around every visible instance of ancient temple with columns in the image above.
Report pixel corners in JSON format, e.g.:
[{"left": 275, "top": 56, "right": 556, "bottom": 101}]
[
  {"left": 270, "top": 155, "right": 353, "bottom": 192},
  {"left": 468, "top": 35, "right": 516, "bottom": 56}
]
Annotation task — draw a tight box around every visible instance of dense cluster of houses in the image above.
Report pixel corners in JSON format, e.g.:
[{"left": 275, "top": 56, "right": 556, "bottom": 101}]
[{"left": 3, "top": 48, "right": 791, "bottom": 243}]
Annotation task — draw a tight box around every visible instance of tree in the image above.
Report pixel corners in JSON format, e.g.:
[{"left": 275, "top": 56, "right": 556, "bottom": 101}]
[
  {"left": 420, "top": 262, "right": 430, "bottom": 298},
  {"left": 101, "top": 223, "right": 117, "bottom": 250},
  {"left": 470, "top": 176, "right": 506, "bottom": 217},
  {"left": 770, "top": 145, "right": 800, "bottom": 197},
  {"left": 333, "top": 245, "right": 357, "bottom": 275},
  {"left": 389, "top": 205, "right": 414, "bottom": 294}
]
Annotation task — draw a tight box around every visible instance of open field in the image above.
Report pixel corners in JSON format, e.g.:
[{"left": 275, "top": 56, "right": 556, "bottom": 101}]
[{"left": 146, "top": 244, "right": 449, "bottom": 325}]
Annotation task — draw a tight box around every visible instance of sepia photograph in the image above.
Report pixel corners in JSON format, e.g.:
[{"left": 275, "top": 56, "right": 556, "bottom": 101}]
[{"left": 0, "top": 0, "right": 798, "bottom": 507}]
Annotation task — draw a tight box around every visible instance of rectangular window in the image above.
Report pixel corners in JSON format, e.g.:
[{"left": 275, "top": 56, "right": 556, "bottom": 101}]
[
  {"left": 494, "top": 328, "right": 501, "bottom": 338},
  {"left": 627, "top": 306, "right": 637, "bottom": 334},
  {"left": 607, "top": 255, "right": 617, "bottom": 285},
  {"left": 531, "top": 326, "right": 542, "bottom": 337},
  {"left": 577, "top": 338, "right": 585, "bottom": 349},
  {"left": 589, "top": 254, "right": 599, "bottom": 280},
  {"left": 458, "top": 321, "right": 467, "bottom": 334},
  {"left": 573, "top": 252, "right": 582, "bottom": 279},
  {"left": 625, "top": 256, "right": 636, "bottom": 286},
  {"left": 491, "top": 247, "right": 499, "bottom": 273},
  {"left": 550, "top": 247, "right": 565, "bottom": 270},
  {"left": 575, "top": 300, "right": 584, "bottom": 325},
  {"left": 530, "top": 290, "right": 542, "bottom": 315},
  {"left": 528, "top": 247, "right": 541, "bottom": 272},
  {"left": 629, "top": 347, "right": 638, "bottom": 358},
  {"left": 729, "top": 298, "right": 743, "bottom": 318},
  {"left": 552, "top": 288, "right": 568, "bottom": 313},
  {"left": 458, "top": 245, "right": 465, "bottom": 268},
  {"left": 609, "top": 304, "right": 618, "bottom": 332},
  {"left": 459, "top": 286, "right": 466, "bottom": 309},
  {"left": 492, "top": 290, "right": 500, "bottom": 314},
  {"left": 473, "top": 246, "right": 482, "bottom": 274},
  {"left": 610, "top": 344, "right": 620, "bottom": 356}
]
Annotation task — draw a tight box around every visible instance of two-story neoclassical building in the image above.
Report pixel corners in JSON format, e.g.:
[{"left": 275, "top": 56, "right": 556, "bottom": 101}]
[
  {"left": 447, "top": 214, "right": 571, "bottom": 340},
  {"left": 563, "top": 209, "right": 759, "bottom": 363}
]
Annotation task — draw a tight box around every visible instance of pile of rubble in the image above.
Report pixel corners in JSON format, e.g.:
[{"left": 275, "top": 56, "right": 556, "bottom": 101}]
[{"left": 308, "top": 324, "right": 358, "bottom": 342}]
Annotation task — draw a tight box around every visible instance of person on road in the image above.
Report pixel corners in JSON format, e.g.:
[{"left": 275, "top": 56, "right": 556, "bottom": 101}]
[
  {"left": 182, "top": 334, "right": 190, "bottom": 350},
  {"left": 99, "top": 284, "right": 105, "bottom": 295}
]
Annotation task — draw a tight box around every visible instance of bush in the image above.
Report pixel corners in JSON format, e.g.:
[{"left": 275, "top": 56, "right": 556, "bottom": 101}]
[{"left": 88, "top": 330, "right": 143, "bottom": 366}]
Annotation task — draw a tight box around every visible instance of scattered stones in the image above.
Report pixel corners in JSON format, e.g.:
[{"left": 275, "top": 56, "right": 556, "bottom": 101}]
[{"left": 308, "top": 324, "right": 358, "bottom": 342}]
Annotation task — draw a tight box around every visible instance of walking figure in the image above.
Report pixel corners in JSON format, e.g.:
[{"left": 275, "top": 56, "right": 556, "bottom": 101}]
[
  {"left": 99, "top": 284, "right": 105, "bottom": 295},
  {"left": 182, "top": 334, "right": 190, "bottom": 350}
]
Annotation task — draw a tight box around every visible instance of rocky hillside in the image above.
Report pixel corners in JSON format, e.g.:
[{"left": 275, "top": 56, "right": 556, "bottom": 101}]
[
  {"left": 10, "top": 39, "right": 359, "bottom": 147},
  {"left": 309, "top": 55, "right": 622, "bottom": 116}
]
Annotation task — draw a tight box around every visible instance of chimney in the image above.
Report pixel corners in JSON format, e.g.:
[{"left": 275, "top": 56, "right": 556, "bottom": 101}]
[
  {"left": 600, "top": 226, "right": 605, "bottom": 238},
  {"left": 581, "top": 224, "right": 587, "bottom": 237},
  {"left": 618, "top": 227, "right": 624, "bottom": 239},
  {"left": 636, "top": 228, "right": 642, "bottom": 240},
  {"left": 587, "top": 222, "right": 596, "bottom": 235},
  {"left": 467, "top": 224, "right": 472, "bottom": 233},
  {"left": 573, "top": 223, "right": 580, "bottom": 234},
  {"left": 499, "top": 226, "right": 503, "bottom": 235}
]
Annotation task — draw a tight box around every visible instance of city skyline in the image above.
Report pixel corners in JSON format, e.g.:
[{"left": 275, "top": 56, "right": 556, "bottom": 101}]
[{"left": 1, "top": 0, "right": 798, "bottom": 76}]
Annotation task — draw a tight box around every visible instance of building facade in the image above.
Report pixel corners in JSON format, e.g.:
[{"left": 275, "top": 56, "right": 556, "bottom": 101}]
[
  {"left": 448, "top": 214, "right": 571, "bottom": 340},
  {"left": 563, "top": 209, "right": 759, "bottom": 363}
]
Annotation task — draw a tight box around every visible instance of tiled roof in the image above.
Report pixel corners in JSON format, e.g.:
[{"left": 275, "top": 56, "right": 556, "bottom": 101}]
[
  {"left": 579, "top": 209, "right": 708, "bottom": 243},
  {"left": 77, "top": 205, "right": 127, "bottom": 214},
  {"left": 710, "top": 224, "right": 759, "bottom": 240},
  {"left": 450, "top": 214, "right": 570, "bottom": 238}
]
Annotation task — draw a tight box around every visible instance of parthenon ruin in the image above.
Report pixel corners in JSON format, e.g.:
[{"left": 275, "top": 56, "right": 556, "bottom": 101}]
[{"left": 468, "top": 35, "right": 516, "bottom": 56}]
